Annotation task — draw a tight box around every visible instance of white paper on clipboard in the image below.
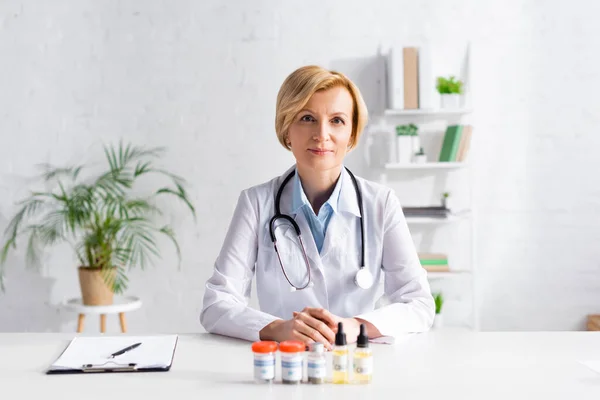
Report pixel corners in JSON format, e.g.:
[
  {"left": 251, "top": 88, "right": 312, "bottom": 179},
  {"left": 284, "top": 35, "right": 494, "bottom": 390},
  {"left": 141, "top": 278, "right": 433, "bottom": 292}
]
[{"left": 48, "top": 335, "right": 178, "bottom": 372}]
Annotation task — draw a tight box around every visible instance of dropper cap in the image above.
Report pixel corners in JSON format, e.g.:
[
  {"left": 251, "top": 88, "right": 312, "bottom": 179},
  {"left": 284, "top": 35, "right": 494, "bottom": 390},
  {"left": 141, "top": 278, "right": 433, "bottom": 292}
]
[
  {"left": 335, "top": 322, "right": 346, "bottom": 346},
  {"left": 357, "top": 323, "right": 369, "bottom": 348}
]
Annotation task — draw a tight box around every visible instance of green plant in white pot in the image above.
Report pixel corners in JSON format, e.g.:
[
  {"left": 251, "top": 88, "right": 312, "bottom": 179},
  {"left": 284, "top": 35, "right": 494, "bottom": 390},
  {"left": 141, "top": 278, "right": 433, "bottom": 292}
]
[
  {"left": 0, "top": 141, "right": 195, "bottom": 305},
  {"left": 441, "top": 192, "right": 451, "bottom": 210},
  {"left": 433, "top": 292, "right": 444, "bottom": 329},
  {"left": 436, "top": 76, "right": 463, "bottom": 109}
]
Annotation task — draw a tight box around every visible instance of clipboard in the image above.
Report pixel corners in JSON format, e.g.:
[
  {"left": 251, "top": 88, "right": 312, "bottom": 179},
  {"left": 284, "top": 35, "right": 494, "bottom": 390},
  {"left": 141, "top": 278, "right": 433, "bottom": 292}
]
[{"left": 46, "top": 335, "right": 178, "bottom": 374}]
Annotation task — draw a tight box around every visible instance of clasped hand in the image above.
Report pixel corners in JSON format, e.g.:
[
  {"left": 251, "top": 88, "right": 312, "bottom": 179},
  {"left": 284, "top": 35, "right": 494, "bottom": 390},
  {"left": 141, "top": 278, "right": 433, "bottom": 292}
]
[{"left": 260, "top": 307, "right": 361, "bottom": 350}]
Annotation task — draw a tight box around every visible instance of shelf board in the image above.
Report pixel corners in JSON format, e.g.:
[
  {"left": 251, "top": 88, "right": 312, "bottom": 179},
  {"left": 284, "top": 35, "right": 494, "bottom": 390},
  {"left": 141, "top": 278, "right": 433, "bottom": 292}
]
[
  {"left": 427, "top": 270, "right": 471, "bottom": 279},
  {"left": 406, "top": 213, "right": 470, "bottom": 225},
  {"left": 384, "top": 162, "right": 467, "bottom": 170},
  {"left": 384, "top": 108, "right": 473, "bottom": 116}
]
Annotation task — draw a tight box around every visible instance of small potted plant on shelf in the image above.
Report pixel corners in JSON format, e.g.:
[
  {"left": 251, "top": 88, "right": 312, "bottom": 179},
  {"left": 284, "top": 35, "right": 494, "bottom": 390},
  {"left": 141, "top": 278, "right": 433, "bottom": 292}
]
[
  {"left": 396, "top": 123, "right": 419, "bottom": 164},
  {"left": 0, "top": 141, "right": 196, "bottom": 306},
  {"left": 436, "top": 75, "right": 463, "bottom": 109},
  {"left": 433, "top": 292, "right": 444, "bottom": 329},
  {"left": 441, "top": 192, "right": 451, "bottom": 210},
  {"left": 413, "top": 147, "right": 427, "bottom": 164}
]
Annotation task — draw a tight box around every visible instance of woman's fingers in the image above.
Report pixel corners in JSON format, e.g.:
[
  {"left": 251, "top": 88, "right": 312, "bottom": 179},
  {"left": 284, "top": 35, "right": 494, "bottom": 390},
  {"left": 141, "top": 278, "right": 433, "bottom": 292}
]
[
  {"left": 292, "top": 315, "right": 333, "bottom": 349},
  {"left": 293, "top": 311, "right": 335, "bottom": 344},
  {"left": 290, "top": 329, "right": 314, "bottom": 346},
  {"left": 302, "top": 307, "right": 338, "bottom": 329}
]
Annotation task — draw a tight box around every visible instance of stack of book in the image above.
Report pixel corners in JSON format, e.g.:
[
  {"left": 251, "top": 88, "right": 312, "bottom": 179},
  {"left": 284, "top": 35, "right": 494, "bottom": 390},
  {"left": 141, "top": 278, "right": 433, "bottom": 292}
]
[
  {"left": 403, "top": 206, "right": 450, "bottom": 219},
  {"left": 419, "top": 253, "right": 450, "bottom": 272},
  {"left": 439, "top": 125, "right": 473, "bottom": 162}
]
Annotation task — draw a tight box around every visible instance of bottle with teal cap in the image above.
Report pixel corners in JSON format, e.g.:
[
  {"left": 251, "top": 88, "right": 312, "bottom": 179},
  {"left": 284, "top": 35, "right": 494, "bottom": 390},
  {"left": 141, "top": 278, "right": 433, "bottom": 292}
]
[{"left": 332, "top": 322, "right": 348, "bottom": 384}]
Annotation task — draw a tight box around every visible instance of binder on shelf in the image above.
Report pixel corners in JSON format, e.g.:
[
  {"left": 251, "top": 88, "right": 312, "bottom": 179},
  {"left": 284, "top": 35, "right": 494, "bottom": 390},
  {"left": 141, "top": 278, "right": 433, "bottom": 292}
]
[{"left": 46, "top": 335, "right": 178, "bottom": 374}]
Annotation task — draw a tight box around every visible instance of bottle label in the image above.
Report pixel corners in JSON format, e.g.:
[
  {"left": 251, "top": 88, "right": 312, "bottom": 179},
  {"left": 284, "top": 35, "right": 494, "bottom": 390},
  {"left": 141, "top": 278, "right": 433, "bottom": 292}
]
[
  {"left": 353, "top": 356, "right": 373, "bottom": 375},
  {"left": 307, "top": 359, "right": 326, "bottom": 378},
  {"left": 282, "top": 355, "right": 303, "bottom": 381},
  {"left": 254, "top": 355, "right": 275, "bottom": 380},
  {"left": 333, "top": 354, "right": 347, "bottom": 372}
]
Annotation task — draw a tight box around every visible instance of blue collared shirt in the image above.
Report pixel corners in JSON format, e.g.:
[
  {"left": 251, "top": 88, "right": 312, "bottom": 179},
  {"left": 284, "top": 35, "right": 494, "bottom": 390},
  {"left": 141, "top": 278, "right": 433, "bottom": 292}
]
[{"left": 291, "top": 169, "right": 343, "bottom": 254}]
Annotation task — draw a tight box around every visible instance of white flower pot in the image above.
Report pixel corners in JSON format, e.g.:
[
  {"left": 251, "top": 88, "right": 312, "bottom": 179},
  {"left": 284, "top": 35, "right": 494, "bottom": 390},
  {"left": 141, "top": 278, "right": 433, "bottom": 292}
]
[
  {"left": 440, "top": 94, "right": 460, "bottom": 109},
  {"left": 396, "top": 136, "right": 413, "bottom": 164},
  {"left": 432, "top": 314, "right": 443, "bottom": 329},
  {"left": 413, "top": 154, "right": 427, "bottom": 164},
  {"left": 411, "top": 136, "right": 421, "bottom": 155}
]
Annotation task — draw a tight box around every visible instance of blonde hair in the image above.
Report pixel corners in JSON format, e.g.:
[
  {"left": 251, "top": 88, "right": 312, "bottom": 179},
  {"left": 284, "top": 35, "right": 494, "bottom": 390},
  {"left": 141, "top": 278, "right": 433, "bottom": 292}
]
[{"left": 275, "top": 65, "right": 368, "bottom": 151}]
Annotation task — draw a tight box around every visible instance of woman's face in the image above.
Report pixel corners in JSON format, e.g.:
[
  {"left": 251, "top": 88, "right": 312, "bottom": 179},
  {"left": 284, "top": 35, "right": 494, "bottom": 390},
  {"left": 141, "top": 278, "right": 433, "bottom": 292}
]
[{"left": 287, "top": 86, "right": 354, "bottom": 175}]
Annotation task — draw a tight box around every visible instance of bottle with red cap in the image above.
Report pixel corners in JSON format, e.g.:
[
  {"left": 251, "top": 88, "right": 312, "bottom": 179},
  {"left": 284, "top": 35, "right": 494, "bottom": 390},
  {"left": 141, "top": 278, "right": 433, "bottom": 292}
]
[
  {"left": 251, "top": 341, "right": 278, "bottom": 383},
  {"left": 279, "top": 340, "right": 305, "bottom": 384}
]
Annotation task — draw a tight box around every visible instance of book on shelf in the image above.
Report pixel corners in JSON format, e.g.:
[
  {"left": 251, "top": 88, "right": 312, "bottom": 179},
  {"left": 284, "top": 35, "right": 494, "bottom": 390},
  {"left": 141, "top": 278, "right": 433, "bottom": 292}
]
[
  {"left": 439, "top": 124, "right": 473, "bottom": 162},
  {"left": 418, "top": 252, "right": 450, "bottom": 272},
  {"left": 402, "top": 206, "right": 450, "bottom": 218},
  {"left": 419, "top": 252, "right": 448, "bottom": 260},
  {"left": 403, "top": 47, "right": 418, "bottom": 109},
  {"left": 423, "top": 265, "right": 451, "bottom": 273},
  {"left": 387, "top": 45, "right": 434, "bottom": 110}
]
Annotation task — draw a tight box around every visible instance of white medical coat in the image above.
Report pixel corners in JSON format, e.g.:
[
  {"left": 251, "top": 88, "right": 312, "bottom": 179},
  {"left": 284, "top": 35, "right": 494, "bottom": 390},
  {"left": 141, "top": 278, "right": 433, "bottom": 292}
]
[{"left": 200, "top": 165, "right": 435, "bottom": 342}]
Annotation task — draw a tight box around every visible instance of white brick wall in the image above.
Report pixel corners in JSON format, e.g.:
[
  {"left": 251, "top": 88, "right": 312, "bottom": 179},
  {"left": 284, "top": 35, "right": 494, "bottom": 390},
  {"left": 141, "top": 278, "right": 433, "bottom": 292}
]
[{"left": 1, "top": 0, "right": 599, "bottom": 333}]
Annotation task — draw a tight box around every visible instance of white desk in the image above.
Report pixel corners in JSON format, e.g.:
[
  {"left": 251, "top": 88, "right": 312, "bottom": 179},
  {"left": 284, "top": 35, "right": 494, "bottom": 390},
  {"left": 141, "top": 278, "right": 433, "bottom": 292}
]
[{"left": 2, "top": 331, "right": 600, "bottom": 399}]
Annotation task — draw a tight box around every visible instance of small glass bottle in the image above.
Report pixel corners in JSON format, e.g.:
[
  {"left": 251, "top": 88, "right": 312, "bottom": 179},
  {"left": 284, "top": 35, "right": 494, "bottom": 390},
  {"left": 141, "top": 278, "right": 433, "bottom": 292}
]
[
  {"left": 353, "top": 324, "right": 373, "bottom": 384},
  {"left": 279, "top": 340, "right": 305, "bottom": 384},
  {"left": 307, "top": 342, "right": 326, "bottom": 384},
  {"left": 332, "top": 322, "right": 349, "bottom": 384},
  {"left": 251, "top": 341, "right": 278, "bottom": 384}
]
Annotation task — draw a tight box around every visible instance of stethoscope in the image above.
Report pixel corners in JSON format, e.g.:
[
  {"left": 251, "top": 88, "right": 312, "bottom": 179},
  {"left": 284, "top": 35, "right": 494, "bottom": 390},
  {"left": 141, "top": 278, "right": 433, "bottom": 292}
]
[{"left": 268, "top": 167, "right": 374, "bottom": 292}]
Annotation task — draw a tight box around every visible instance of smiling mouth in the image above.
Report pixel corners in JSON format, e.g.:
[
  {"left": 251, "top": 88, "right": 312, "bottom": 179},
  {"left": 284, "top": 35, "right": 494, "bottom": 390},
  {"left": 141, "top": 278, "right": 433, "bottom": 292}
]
[{"left": 308, "top": 149, "right": 333, "bottom": 155}]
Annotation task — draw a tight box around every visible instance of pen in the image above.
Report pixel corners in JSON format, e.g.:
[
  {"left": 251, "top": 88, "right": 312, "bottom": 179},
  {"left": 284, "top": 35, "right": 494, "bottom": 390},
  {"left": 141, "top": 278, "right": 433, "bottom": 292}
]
[{"left": 109, "top": 342, "right": 142, "bottom": 358}]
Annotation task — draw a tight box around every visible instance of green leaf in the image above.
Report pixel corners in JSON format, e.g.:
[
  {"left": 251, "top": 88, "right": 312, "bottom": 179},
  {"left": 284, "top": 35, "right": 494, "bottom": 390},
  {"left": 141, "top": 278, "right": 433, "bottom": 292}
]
[
  {"left": 134, "top": 161, "right": 151, "bottom": 177},
  {"left": 159, "top": 225, "right": 181, "bottom": 270},
  {"left": 25, "top": 229, "right": 42, "bottom": 269},
  {"left": 156, "top": 183, "right": 196, "bottom": 219},
  {"left": 37, "top": 164, "right": 84, "bottom": 182}
]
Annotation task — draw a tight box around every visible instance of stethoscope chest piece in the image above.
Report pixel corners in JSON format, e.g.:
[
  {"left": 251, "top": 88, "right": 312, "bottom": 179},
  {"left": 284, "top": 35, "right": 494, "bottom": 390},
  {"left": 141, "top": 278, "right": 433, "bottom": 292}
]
[{"left": 355, "top": 267, "right": 374, "bottom": 290}]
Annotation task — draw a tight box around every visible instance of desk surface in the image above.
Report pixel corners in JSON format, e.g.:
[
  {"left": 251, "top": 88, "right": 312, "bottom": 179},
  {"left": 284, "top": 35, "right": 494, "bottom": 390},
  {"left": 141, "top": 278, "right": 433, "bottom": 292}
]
[{"left": 2, "top": 331, "right": 600, "bottom": 400}]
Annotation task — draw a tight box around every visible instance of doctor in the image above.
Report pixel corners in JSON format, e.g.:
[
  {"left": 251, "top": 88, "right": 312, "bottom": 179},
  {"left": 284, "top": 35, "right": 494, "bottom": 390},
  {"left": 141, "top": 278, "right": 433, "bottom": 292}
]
[{"left": 200, "top": 65, "right": 434, "bottom": 348}]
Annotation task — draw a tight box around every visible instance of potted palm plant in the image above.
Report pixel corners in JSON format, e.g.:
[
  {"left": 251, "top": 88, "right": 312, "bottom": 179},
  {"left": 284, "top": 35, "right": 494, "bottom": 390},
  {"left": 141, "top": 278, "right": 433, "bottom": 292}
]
[
  {"left": 0, "top": 141, "right": 195, "bottom": 305},
  {"left": 436, "top": 76, "right": 463, "bottom": 109}
]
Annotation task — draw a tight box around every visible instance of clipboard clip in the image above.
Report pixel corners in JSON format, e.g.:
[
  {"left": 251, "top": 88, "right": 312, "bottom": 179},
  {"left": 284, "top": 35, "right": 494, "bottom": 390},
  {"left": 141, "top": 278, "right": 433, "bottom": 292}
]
[{"left": 81, "top": 360, "right": 138, "bottom": 373}]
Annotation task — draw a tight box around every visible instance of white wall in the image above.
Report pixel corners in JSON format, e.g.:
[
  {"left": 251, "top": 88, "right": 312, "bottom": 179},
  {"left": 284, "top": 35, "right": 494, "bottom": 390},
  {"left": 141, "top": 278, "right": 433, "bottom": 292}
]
[{"left": 1, "top": 0, "right": 599, "bottom": 333}]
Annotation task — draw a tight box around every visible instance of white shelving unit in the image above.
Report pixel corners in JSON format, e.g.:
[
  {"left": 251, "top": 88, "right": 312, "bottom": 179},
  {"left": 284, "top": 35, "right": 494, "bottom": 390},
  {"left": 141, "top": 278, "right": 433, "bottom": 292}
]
[{"left": 365, "top": 42, "right": 477, "bottom": 331}]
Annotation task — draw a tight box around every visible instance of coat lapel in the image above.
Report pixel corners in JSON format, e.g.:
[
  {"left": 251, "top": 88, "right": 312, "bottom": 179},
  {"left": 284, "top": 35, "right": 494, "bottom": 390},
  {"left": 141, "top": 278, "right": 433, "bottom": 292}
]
[{"left": 319, "top": 167, "right": 361, "bottom": 259}]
